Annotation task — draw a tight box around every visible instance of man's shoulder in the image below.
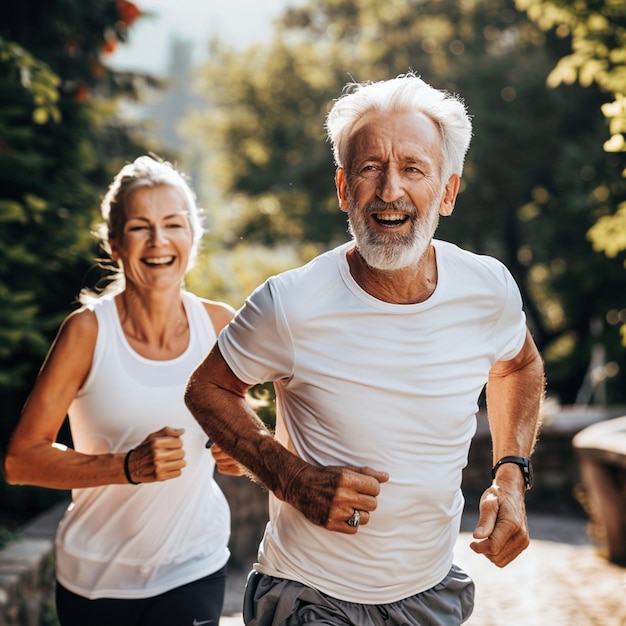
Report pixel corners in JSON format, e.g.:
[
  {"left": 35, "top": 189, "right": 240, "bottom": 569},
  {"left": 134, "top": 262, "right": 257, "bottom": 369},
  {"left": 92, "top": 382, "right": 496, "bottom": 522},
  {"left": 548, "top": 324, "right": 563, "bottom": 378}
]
[
  {"left": 434, "top": 239, "right": 508, "bottom": 273},
  {"left": 434, "top": 240, "right": 517, "bottom": 302}
]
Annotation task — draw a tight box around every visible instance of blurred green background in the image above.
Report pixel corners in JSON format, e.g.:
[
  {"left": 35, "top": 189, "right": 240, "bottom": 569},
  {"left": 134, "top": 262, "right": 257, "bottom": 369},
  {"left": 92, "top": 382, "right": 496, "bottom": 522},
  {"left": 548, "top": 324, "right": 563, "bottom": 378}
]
[{"left": 1, "top": 0, "right": 625, "bottom": 522}]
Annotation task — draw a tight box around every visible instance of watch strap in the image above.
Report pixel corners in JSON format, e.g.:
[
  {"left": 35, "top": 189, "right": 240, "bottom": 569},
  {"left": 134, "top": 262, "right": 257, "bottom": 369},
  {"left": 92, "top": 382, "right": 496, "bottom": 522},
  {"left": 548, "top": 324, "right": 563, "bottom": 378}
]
[{"left": 491, "top": 455, "right": 533, "bottom": 491}]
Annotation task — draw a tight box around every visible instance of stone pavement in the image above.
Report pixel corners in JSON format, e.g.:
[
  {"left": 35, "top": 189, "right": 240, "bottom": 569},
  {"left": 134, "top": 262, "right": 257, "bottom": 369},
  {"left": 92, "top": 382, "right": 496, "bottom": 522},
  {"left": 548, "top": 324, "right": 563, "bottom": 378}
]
[{"left": 219, "top": 511, "right": 626, "bottom": 626}]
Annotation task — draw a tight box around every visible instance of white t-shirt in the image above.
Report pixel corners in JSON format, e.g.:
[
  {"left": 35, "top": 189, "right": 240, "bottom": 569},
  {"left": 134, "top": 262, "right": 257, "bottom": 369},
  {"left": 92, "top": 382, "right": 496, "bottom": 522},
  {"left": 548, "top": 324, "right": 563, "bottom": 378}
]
[
  {"left": 56, "top": 291, "right": 230, "bottom": 599},
  {"left": 218, "top": 240, "right": 527, "bottom": 604}
]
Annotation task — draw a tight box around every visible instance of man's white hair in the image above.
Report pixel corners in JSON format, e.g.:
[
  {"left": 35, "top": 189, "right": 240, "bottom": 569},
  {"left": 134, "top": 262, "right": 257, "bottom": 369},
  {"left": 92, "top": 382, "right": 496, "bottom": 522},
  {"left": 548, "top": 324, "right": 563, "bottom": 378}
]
[{"left": 325, "top": 72, "right": 473, "bottom": 180}]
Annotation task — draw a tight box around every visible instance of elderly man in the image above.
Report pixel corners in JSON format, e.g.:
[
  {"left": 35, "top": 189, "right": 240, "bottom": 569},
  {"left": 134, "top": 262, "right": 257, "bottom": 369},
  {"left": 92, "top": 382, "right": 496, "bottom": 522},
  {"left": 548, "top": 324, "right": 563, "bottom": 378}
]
[{"left": 185, "top": 73, "right": 544, "bottom": 626}]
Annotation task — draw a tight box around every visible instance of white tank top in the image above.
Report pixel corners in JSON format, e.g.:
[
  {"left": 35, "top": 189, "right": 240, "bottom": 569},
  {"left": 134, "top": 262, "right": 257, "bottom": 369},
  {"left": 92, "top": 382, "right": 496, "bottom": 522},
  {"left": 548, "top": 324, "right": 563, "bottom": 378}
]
[{"left": 56, "top": 291, "right": 230, "bottom": 599}]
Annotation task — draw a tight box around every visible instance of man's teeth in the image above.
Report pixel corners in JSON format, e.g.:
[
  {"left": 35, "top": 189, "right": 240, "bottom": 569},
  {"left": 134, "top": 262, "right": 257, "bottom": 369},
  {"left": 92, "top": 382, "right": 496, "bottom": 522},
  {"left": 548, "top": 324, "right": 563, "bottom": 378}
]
[
  {"left": 376, "top": 213, "right": 405, "bottom": 221},
  {"left": 144, "top": 256, "right": 174, "bottom": 265},
  {"left": 374, "top": 213, "right": 407, "bottom": 223}
]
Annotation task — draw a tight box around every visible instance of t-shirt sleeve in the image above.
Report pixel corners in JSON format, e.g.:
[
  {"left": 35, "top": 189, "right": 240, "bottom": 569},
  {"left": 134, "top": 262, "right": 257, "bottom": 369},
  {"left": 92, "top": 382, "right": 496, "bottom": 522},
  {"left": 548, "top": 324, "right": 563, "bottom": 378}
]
[
  {"left": 217, "top": 278, "right": 293, "bottom": 385},
  {"left": 492, "top": 263, "right": 527, "bottom": 362}
]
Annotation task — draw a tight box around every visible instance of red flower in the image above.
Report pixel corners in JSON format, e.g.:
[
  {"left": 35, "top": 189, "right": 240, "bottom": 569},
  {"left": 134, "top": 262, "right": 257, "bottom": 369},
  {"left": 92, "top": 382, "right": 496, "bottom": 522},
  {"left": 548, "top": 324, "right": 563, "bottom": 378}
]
[
  {"left": 91, "top": 60, "right": 106, "bottom": 78},
  {"left": 116, "top": 0, "right": 141, "bottom": 26},
  {"left": 102, "top": 32, "right": 118, "bottom": 54},
  {"left": 73, "top": 85, "right": 90, "bottom": 103}
]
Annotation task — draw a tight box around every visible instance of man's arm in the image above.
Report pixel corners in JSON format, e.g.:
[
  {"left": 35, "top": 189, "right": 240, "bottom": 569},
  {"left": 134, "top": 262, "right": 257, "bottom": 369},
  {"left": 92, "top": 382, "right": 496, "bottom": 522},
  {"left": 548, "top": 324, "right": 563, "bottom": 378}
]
[
  {"left": 184, "top": 344, "right": 388, "bottom": 534},
  {"left": 470, "top": 328, "right": 545, "bottom": 566}
]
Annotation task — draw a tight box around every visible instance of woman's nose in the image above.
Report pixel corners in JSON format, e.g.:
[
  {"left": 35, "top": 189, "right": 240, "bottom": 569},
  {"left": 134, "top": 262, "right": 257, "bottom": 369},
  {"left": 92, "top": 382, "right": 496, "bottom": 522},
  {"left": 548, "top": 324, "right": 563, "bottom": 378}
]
[{"left": 149, "top": 225, "right": 167, "bottom": 244}]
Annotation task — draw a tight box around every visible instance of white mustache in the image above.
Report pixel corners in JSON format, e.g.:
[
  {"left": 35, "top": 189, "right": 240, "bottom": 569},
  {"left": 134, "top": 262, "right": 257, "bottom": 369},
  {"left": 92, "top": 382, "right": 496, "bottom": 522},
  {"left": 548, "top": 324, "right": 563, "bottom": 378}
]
[{"left": 363, "top": 199, "right": 417, "bottom": 217}]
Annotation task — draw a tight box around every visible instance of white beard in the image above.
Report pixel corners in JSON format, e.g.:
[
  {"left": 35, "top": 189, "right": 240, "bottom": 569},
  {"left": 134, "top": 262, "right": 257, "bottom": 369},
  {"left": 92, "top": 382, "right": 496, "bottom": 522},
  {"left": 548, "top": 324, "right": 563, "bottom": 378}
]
[{"left": 346, "top": 193, "right": 441, "bottom": 271}]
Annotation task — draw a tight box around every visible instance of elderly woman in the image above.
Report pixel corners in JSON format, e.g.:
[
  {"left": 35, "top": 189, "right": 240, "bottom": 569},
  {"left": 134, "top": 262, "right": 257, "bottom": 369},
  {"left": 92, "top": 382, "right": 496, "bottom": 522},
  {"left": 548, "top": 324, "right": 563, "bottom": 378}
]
[{"left": 4, "top": 156, "right": 235, "bottom": 626}]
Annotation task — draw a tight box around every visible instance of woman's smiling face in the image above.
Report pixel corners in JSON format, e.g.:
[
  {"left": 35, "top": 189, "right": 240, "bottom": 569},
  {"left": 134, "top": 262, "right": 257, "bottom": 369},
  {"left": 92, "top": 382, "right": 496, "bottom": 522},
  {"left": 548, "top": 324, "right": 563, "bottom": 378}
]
[{"left": 111, "top": 184, "right": 194, "bottom": 292}]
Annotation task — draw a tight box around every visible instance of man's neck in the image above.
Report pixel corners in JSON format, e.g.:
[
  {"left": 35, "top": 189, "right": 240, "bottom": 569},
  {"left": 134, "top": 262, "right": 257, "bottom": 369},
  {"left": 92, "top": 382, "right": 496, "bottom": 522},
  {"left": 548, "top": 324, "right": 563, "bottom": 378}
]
[{"left": 346, "top": 244, "right": 438, "bottom": 304}]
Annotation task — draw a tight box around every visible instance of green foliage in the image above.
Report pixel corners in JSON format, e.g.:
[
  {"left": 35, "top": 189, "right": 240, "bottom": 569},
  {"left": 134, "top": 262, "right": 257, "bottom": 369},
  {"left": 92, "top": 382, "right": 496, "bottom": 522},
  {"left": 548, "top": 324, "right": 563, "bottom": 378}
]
[
  {"left": 185, "top": 40, "right": 345, "bottom": 248},
  {"left": 517, "top": 0, "right": 626, "bottom": 151},
  {"left": 0, "top": 0, "right": 150, "bottom": 395},
  {"left": 248, "top": 383, "right": 277, "bottom": 430},
  {"left": 187, "top": 240, "right": 320, "bottom": 309},
  {"left": 40, "top": 550, "right": 61, "bottom": 626},
  {"left": 588, "top": 202, "right": 626, "bottom": 258},
  {"left": 0, "top": 37, "right": 61, "bottom": 124},
  {"left": 0, "top": 0, "right": 157, "bottom": 518},
  {"left": 187, "top": 0, "right": 626, "bottom": 404},
  {"left": 517, "top": 0, "right": 626, "bottom": 345}
]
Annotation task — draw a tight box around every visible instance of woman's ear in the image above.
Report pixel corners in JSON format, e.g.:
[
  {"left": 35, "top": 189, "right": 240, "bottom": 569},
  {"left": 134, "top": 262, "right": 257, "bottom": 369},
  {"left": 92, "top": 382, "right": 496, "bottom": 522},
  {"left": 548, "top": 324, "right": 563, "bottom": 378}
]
[
  {"left": 109, "top": 239, "right": 121, "bottom": 262},
  {"left": 335, "top": 168, "right": 349, "bottom": 213},
  {"left": 439, "top": 174, "right": 460, "bottom": 217}
]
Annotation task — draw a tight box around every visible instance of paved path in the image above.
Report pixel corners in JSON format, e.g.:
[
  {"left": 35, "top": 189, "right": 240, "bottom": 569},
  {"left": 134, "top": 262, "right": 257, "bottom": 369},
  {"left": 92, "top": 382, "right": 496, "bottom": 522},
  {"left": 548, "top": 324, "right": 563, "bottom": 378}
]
[
  {"left": 220, "top": 512, "right": 626, "bottom": 625},
  {"left": 458, "top": 512, "right": 626, "bottom": 625}
]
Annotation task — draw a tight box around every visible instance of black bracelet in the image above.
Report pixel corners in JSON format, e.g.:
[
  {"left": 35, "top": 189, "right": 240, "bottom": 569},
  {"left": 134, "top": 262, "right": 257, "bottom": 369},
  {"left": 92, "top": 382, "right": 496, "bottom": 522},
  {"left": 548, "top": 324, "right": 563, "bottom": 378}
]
[
  {"left": 123, "top": 449, "right": 140, "bottom": 485},
  {"left": 491, "top": 455, "right": 533, "bottom": 491}
]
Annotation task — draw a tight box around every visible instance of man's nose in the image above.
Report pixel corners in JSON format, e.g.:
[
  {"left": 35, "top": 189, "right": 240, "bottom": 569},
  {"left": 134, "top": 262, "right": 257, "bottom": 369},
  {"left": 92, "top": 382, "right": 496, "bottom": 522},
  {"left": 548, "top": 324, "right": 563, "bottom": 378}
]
[{"left": 376, "top": 168, "right": 405, "bottom": 203}]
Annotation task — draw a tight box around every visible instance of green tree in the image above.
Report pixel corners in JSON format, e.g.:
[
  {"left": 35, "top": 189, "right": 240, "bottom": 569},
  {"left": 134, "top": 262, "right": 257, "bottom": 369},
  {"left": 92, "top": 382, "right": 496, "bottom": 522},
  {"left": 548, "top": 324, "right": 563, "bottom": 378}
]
[
  {"left": 187, "top": 0, "right": 626, "bottom": 404},
  {"left": 0, "top": 0, "right": 161, "bottom": 517},
  {"left": 517, "top": 0, "right": 626, "bottom": 346}
]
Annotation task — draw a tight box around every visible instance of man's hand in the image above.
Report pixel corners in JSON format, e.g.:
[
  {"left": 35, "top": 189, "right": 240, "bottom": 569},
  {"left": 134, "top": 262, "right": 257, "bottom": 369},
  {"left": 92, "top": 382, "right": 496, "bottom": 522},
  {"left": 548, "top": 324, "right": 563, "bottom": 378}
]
[
  {"left": 469, "top": 475, "right": 529, "bottom": 567},
  {"left": 126, "top": 426, "right": 186, "bottom": 483},
  {"left": 281, "top": 463, "right": 389, "bottom": 534},
  {"left": 186, "top": 346, "right": 388, "bottom": 532}
]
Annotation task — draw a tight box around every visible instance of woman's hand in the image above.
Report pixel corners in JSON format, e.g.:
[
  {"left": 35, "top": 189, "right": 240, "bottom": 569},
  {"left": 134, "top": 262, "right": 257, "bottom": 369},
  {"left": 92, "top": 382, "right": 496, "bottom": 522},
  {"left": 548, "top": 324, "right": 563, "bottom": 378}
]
[
  {"left": 125, "top": 426, "right": 186, "bottom": 483},
  {"left": 211, "top": 442, "right": 245, "bottom": 476}
]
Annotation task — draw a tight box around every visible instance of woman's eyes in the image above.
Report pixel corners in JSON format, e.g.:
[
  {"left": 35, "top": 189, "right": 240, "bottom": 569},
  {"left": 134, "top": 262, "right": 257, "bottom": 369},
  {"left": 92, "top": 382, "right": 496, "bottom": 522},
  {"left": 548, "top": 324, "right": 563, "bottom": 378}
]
[{"left": 126, "top": 222, "right": 184, "bottom": 232}]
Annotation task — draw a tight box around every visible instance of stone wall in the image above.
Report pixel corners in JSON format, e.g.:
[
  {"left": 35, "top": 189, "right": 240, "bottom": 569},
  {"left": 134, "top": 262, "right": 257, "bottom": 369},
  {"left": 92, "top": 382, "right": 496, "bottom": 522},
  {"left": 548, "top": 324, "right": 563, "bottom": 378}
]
[
  {"left": 0, "top": 478, "right": 269, "bottom": 626},
  {"left": 215, "top": 474, "right": 269, "bottom": 570},
  {"left": 463, "top": 405, "right": 626, "bottom": 513},
  {"left": 0, "top": 507, "right": 59, "bottom": 626},
  {"left": 2, "top": 405, "right": 625, "bottom": 624}
]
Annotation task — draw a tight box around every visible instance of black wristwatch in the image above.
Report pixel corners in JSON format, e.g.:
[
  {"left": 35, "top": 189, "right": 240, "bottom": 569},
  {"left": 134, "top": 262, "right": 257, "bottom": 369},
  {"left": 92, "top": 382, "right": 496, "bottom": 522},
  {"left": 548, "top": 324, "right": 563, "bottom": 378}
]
[{"left": 491, "top": 456, "right": 533, "bottom": 491}]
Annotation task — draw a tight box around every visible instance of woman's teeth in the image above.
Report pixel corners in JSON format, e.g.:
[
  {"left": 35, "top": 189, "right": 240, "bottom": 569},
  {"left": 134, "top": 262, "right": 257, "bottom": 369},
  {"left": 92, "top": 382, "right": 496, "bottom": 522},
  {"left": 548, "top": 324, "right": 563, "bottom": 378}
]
[{"left": 143, "top": 256, "right": 174, "bottom": 265}]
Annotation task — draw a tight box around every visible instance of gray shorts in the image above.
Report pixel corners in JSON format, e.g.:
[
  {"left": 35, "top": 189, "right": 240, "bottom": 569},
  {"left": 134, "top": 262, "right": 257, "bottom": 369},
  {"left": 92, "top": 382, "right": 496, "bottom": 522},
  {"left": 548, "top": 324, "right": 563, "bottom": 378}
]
[{"left": 242, "top": 564, "right": 475, "bottom": 625}]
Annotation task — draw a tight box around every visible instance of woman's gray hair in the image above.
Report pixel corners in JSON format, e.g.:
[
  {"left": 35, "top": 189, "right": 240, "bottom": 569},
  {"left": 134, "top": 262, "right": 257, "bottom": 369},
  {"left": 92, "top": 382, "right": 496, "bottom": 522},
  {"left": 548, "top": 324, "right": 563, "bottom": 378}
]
[
  {"left": 80, "top": 156, "right": 204, "bottom": 304},
  {"left": 325, "top": 72, "right": 473, "bottom": 181}
]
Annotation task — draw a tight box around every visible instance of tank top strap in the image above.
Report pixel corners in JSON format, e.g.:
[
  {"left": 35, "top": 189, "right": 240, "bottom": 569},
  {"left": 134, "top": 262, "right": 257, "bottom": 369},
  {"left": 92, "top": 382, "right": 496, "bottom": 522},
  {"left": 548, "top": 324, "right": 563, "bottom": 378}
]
[{"left": 181, "top": 291, "right": 217, "bottom": 353}]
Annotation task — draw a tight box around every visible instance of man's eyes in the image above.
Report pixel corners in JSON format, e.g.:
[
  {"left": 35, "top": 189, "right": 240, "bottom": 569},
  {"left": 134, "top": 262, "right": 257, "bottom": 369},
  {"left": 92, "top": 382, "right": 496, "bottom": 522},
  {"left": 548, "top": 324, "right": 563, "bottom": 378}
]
[
  {"left": 356, "top": 165, "right": 424, "bottom": 179},
  {"left": 357, "top": 165, "right": 381, "bottom": 178}
]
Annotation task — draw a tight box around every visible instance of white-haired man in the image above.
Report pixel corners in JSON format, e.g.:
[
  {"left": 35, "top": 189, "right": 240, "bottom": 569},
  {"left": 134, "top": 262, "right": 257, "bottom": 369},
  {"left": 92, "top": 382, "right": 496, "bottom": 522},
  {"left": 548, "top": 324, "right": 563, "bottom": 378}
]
[{"left": 185, "top": 73, "right": 544, "bottom": 625}]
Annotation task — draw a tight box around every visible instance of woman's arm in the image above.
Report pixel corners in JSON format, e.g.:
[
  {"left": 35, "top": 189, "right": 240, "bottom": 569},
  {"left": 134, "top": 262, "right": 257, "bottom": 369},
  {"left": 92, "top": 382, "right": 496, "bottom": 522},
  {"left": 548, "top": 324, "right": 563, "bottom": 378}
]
[{"left": 4, "top": 308, "right": 186, "bottom": 488}]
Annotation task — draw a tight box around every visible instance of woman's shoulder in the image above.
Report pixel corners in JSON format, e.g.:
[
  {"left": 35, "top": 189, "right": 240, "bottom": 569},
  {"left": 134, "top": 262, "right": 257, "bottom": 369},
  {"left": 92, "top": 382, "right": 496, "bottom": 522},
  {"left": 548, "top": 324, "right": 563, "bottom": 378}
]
[
  {"left": 187, "top": 293, "right": 236, "bottom": 335},
  {"left": 60, "top": 306, "right": 99, "bottom": 343},
  {"left": 44, "top": 306, "right": 99, "bottom": 374}
]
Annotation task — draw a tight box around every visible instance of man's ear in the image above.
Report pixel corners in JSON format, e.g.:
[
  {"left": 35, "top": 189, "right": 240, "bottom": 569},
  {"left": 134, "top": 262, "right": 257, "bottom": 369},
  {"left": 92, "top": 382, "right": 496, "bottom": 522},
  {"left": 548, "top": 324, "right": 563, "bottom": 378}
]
[
  {"left": 439, "top": 174, "right": 460, "bottom": 217},
  {"left": 335, "top": 168, "right": 349, "bottom": 213}
]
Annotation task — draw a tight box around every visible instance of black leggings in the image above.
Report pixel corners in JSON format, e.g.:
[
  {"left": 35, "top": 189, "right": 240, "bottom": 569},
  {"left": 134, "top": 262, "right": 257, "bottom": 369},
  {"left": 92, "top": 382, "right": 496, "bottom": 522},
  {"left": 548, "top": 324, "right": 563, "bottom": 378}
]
[{"left": 55, "top": 565, "right": 227, "bottom": 626}]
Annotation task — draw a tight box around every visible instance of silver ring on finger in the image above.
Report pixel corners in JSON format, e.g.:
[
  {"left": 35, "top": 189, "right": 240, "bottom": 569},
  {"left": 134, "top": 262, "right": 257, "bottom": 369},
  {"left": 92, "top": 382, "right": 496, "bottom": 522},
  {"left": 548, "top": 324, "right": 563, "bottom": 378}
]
[{"left": 347, "top": 509, "right": 361, "bottom": 527}]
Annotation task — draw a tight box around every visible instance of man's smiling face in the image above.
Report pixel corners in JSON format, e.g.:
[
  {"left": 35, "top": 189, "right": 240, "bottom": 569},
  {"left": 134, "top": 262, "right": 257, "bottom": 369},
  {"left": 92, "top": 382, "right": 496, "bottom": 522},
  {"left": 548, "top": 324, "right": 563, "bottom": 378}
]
[{"left": 337, "top": 109, "right": 451, "bottom": 271}]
